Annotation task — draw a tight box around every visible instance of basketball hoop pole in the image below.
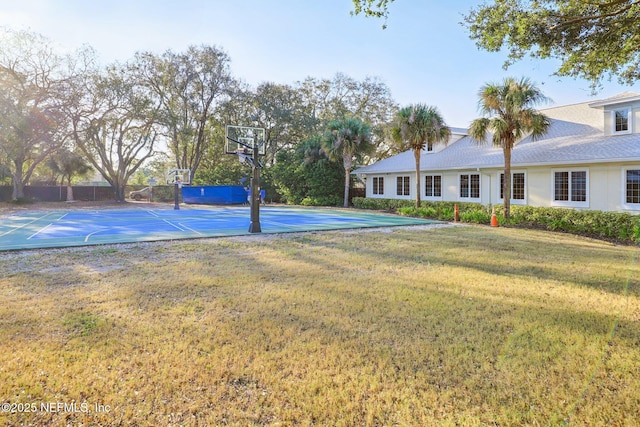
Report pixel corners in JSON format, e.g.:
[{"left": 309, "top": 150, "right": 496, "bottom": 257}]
[
  {"left": 225, "top": 124, "right": 264, "bottom": 233},
  {"left": 174, "top": 182, "right": 180, "bottom": 210},
  {"left": 173, "top": 175, "right": 181, "bottom": 210},
  {"left": 249, "top": 135, "right": 262, "bottom": 233}
]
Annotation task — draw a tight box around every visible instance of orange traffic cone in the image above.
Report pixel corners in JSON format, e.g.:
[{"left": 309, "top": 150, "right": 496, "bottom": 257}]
[{"left": 490, "top": 207, "right": 499, "bottom": 227}]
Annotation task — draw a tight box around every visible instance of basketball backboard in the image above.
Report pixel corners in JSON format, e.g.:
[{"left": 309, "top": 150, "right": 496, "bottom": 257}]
[
  {"left": 225, "top": 125, "right": 266, "bottom": 156},
  {"left": 166, "top": 168, "right": 191, "bottom": 185}
]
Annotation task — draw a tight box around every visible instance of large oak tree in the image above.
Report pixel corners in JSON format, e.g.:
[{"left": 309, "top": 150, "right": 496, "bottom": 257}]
[
  {"left": 71, "top": 64, "right": 160, "bottom": 202},
  {"left": 463, "top": 0, "right": 640, "bottom": 88},
  {"left": 0, "top": 29, "right": 82, "bottom": 200},
  {"left": 133, "top": 45, "right": 234, "bottom": 183}
]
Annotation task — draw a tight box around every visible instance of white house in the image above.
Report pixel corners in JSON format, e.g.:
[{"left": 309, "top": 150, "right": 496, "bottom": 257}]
[{"left": 354, "top": 91, "right": 640, "bottom": 213}]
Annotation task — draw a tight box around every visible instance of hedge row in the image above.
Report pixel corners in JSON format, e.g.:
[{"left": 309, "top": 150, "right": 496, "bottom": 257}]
[
  {"left": 508, "top": 205, "right": 640, "bottom": 242},
  {"left": 351, "top": 197, "right": 640, "bottom": 243}
]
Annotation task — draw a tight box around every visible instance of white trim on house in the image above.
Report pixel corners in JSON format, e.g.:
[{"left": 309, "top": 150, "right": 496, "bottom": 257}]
[
  {"left": 611, "top": 108, "right": 633, "bottom": 135},
  {"left": 622, "top": 167, "right": 640, "bottom": 211},
  {"left": 371, "top": 176, "right": 385, "bottom": 197},
  {"left": 550, "top": 168, "right": 590, "bottom": 209},
  {"left": 424, "top": 174, "right": 443, "bottom": 201},
  {"left": 354, "top": 92, "right": 640, "bottom": 213},
  {"left": 395, "top": 175, "right": 412, "bottom": 199},
  {"left": 497, "top": 170, "right": 527, "bottom": 206},
  {"left": 458, "top": 172, "right": 481, "bottom": 202}
]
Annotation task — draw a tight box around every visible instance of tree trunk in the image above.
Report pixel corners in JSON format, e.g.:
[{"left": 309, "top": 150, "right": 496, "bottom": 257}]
[
  {"left": 64, "top": 174, "right": 74, "bottom": 201},
  {"left": 343, "top": 153, "right": 353, "bottom": 208},
  {"left": 343, "top": 166, "right": 351, "bottom": 208},
  {"left": 503, "top": 145, "right": 512, "bottom": 220},
  {"left": 12, "top": 160, "right": 25, "bottom": 200},
  {"left": 414, "top": 149, "right": 421, "bottom": 208},
  {"left": 113, "top": 185, "right": 126, "bottom": 202}
]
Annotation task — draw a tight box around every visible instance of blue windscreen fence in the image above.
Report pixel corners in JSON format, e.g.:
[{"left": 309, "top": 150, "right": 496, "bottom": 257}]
[{"left": 181, "top": 185, "right": 247, "bottom": 205}]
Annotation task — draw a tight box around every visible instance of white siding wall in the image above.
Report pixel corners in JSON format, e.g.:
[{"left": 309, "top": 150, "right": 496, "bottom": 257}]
[
  {"left": 365, "top": 164, "right": 640, "bottom": 213},
  {"left": 526, "top": 169, "right": 551, "bottom": 207}
]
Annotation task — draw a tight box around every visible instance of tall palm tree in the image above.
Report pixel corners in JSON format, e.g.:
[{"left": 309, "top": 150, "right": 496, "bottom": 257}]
[
  {"left": 391, "top": 104, "right": 450, "bottom": 208},
  {"left": 469, "top": 77, "right": 550, "bottom": 220},
  {"left": 323, "top": 117, "right": 373, "bottom": 207}
]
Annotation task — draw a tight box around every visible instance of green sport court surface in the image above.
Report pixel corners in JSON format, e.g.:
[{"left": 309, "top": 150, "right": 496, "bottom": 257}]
[{"left": 0, "top": 206, "right": 440, "bottom": 251}]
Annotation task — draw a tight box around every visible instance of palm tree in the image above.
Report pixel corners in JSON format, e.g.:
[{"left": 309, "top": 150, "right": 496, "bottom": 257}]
[
  {"left": 46, "top": 149, "right": 93, "bottom": 201},
  {"left": 391, "top": 104, "right": 450, "bottom": 208},
  {"left": 323, "top": 117, "right": 373, "bottom": 207},
  {"left": 469, "top": 77, "right": 550, "bottom": 220},
  {"left": 298, "top": 135, "right": 327, "bottom": 166}
]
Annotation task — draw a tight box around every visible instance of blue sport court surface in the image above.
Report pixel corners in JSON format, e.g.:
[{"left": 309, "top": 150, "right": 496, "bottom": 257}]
[{"left": 0, "top": 206, "right": 439, "bottom": 250}]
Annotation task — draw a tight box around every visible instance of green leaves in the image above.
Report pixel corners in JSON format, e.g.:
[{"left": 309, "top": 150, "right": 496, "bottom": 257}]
[
  {"left": 463, "top": 0, "right": 640, "bottom": 87},
  {"left": 469, "top": 77, "right": 550, "bottom": 148},
  {"left": 391, "top": 104, "right": 450, "bottom": 208},
  {"left": 392, "top": 104, "right": 450, "bottom": 153},
  {"left": 323, "top": 117, "right": 373, "bottom": 163},
  {"left": 351, "top": 0, "right": 395, "bottom": 28}
]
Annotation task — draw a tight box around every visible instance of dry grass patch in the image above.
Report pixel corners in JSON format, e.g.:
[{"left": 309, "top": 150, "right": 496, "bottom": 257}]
[{"left": 0, "top": 225, "right": 638, "bottom": 426}]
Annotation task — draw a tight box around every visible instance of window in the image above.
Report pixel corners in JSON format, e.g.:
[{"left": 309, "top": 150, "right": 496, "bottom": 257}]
[
  {"left": 513, "top": 173, "right": 525, "bottom": 200},
  {"left": 626, "top": 170, "right": 640, "bottom": 204},
  {"left": 372, "top": 177, "right": 384, "bottom": 195},
  {"left": 500, "top": 172, "right": 525, "bottom": 201},
  {"left": 615, "top": 109, "right": 629, "bottom": 132},
  {"left": 571, "top": 171, "right": 587, "bottom": 202},
  {"left": 554, "top": 172, "right": 569, "bottom": 201},
  {"left": 553, "top": 170, "right": 588, "bottom": 206},
  {"left": 396, "top": 176, "right": 410, "bottom": 196},
  {"left": 460, "top": 174, "right": 480, "bottom": 199},
  {"left": 425, "top": 175, "right": 442, "bottom": 198}
]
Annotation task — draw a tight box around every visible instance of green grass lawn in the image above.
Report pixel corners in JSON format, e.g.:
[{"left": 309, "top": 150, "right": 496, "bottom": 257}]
[{"left": 0, "top": 225, "right": 638, "bottom": 426}]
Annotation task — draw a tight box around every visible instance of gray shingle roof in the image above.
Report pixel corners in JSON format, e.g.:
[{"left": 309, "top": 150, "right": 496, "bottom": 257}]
[{"left": 355, "top": 98, "right": 640, "bottom": 175}]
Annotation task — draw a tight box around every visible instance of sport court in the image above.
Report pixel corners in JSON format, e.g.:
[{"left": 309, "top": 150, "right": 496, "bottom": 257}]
[{"left": 0, "top": 206, "right": 439, "bottom": 250}]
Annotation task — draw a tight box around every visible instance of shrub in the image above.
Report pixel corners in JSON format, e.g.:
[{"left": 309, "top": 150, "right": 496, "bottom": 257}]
[
  {"left": 357, "top": 197, "right": 640, "bottom": 244},
  {"left": 300, "top": 195, "right": 343, "bottom": 206},
  {"left": 352, "top": 197, "right": 414, "bottom": 210},
  {"left": 507, "top": 205, "right": 640, "bottom": 243},
  {"left": 398, "top": 206, "right": 437, "bottom": 218},
  {"left": 460, "top": 210, "right": 492, "bottom": 224}
]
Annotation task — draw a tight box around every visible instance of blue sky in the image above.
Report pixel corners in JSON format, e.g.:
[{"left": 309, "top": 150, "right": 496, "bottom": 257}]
[{"left": 1, "top": 0, "right": 638, "bottom": 126}]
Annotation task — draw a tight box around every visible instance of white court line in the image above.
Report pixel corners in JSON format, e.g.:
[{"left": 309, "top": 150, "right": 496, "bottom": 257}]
[
  {"left": 146, "top": 210, "right": 160, "bottom": 217},
  {"left": 162, "top": 219, "right": 186, "bottom": 231},
  {"left": 178, "top": 222, "right": 203, "bottom": 235},
  {"left": 84, "top": 229, "right": 105, "bottom": 242},
  {"left": 0, "top": 212, "right": 58, "bottom": 238},
  {"left": 27, "top": 223, "right": 53, "bottom": 240}
]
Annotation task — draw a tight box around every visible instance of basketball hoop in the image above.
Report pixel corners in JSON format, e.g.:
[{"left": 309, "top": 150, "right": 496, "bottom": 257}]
[
  {"left": 225, "top": 124, "right": 265, "bottom": 233},
  {"left": 225, "top": 125, "right": 266, "bottom": 156},
  {"left": 166, "top": 168, "right": 191, "bottom": 185}
]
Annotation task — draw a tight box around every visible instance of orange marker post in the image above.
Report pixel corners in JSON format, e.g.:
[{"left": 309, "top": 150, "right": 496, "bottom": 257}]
[{"left": 490, "top": 207, "right": 499, "bottom": 227}]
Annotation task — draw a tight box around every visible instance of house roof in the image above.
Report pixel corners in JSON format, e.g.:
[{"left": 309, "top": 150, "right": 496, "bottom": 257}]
[
  {"left": 588, "top": 91, "right": 640, "bottom": 107},
  {"left": 355, "top": 95, "right": 640, "bottom": 175}
]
